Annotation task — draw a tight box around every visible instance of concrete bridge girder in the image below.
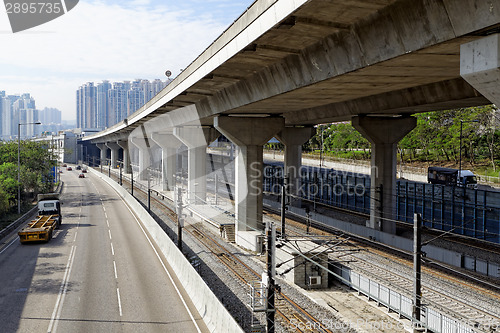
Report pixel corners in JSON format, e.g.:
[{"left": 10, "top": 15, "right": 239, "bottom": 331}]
[
  {"left": 352, "top": 115, "right": 417, "bottom": 234},
  {"left": 214, "top": 116, "right": 285, "bottom": 250},
  {"left": 173, "top": 127, "right": 220, "bottom": 204},
  {"left": 461, "top": 33, "right": 500, "bottom": 107},
  {"left": 194, "top": 0, "right": 496, "bottom": 126}
]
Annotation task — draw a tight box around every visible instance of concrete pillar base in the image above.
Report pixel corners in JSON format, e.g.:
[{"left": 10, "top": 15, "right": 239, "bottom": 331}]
[
  {"left": 151, "top": 132, "right": 182, "bottom": 191},
  {"left": 275, "top": 127, "right": 315, "bottom": 206},
  {"left": 352, "top": 116, "right": 416, "bottom": 234},
  {"left": 117, "top": 140, "right": 131, "bottom": 174},
  {"left": 215, "top": 116, "right": 284, "bottom": 247},
  {"left": 106, "top": 142, "right": 121, "bottom": 169},
  {"left": 174, "top": 127, "right": 220, "bottom": 204},
  {"left": 96, "top": 143, "right": 108, "bottom": 166},
  {"left": 130, "top": 136, "right": 152, "bottom": 181}
]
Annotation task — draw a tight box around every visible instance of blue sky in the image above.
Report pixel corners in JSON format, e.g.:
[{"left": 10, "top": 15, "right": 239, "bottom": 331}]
[{"left": 0, "top": 0, "right": 254, "bottom": 120}]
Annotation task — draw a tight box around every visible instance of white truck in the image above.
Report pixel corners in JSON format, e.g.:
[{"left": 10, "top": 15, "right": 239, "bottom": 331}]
[{"left": 18, "top": 193, "right": 62, "bottom": 244}]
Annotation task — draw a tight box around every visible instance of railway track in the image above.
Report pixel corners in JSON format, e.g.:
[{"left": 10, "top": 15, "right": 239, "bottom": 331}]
[
  {"left": 100, "top": 167, "right": 500, "bottom": 332},
  {"left": 267, "top": 208, "right": 500, "bottom": 333},
  {"left": 330, "top": 248, "right": 500, "bottom": 332},
  {"left": 102, "top": 169, "right": 336, "bottom": 333},
  {"left": 264, "top": 194, "right": 500, "bottom": 291}
]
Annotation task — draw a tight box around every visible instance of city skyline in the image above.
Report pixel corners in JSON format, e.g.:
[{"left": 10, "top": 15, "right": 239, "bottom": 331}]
[
  {"left": 0, "top": 0, "right": 255, "bottom": 121},
  {"left": 77, "top": 78, "right": 169, "bottom": 130},
  {"left": 0, "top": 90, "right": 68, "bottom": 139}
]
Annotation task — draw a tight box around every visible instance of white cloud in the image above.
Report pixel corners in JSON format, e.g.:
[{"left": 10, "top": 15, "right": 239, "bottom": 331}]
[{"left": 0, "top": 0, "right": 251, "bottom": 120}]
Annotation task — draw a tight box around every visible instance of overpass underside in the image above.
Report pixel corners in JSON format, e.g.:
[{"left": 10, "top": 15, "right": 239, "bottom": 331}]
[{"left": 84, "top": 0, "right": 500, "bottom": 250}]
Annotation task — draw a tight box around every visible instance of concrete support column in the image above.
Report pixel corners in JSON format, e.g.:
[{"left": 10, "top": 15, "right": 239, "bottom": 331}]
[
  {"left": 130, "top": 137, "right": 151, "bottom": 181},
  {"left": 352, "top": 116, "right": 416, "bottom": 234},
  {"left": 96, "top": 143, "right": 108, "bottom": 166},
  {"left": 117, "top": 140, "right": 131, "bottom": 174},
  {"left": 461, "top": 34, "right": 500, "bottom": 106},
  {"left": 150, "top": 132, "right": 183, "bottom": 191},
  {"left": 105, "top": 142, "right": 121, "bottom": 169},
  {"left": 215, "top": 116, "right": 284, "bottom": 246},
  {"left": 275, "top": 127, "right": 315, "bottom": 204},
  {"left": 173, "top": 127, "right": 220, "bottom": 204}
]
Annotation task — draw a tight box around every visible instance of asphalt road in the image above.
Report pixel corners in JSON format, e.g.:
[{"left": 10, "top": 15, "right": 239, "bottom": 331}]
[{"left": 0, "top": 167, "right": 208, "bottom": 333}]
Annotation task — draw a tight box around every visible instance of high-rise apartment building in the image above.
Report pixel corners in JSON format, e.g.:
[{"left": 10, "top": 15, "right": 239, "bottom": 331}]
[
  {"left": 76, "top": 82, "right": 97, "bottom": 129},
  {"left": 12, "top": 93, "right": 39, "bottom": 138},
  {"left": 39, "top": 107, "right": 62, "bottom": 125},
  {"left": 128, "top": 79, "right": 146, "bottom": 115},
  {"left": 76, "top": 79, "right": 170, "bottom": 130},
  {"left": 97, "top": 80, "right": 112, "bottom": 128},
  {"left": 108, "top": 82, "right": 128, "bottom": 125},
  {"left": 3, "top": 94, "right": 20, "bottom": 138},
  {"left": 0, "top": 91, "right": 67, "bottom": 139}
]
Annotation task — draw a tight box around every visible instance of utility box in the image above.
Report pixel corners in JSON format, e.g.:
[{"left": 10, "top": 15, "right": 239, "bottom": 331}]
[
  {"left": 275, "top": 239, "right": 330, "bottom": 289},
  {"left": 293, "top": 252, "right": 328, "bottom": 289}
]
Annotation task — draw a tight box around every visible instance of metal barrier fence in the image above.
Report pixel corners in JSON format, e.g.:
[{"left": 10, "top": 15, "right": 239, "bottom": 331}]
[
  {"left": 263, "top": 164, "right": 500, "bottom": 244},
  {"left": 332, "top": 263, "right": 478, "bottom": 333},
  {"left": 263, "top": 164, "right": 371, "bottom": 215},
  {"left": 396, "top": 181, "right": 500, "bottom": 244}
]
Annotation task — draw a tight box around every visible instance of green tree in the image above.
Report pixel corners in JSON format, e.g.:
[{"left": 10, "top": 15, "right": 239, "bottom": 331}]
[
  {"left": 0, "top": 162, "right": 19, "bottom": 205},
  {"left": 0, "top": 188, "right": 10, "bottom": 215},
  {"left": 0, "top": 140, "right": 57, "bottom": 211}
]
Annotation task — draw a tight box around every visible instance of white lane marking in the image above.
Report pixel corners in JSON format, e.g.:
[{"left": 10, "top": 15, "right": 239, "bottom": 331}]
[
  {"left": 113, "top": 260, "right": 118, "bottom": 279},
  {"left": 0, "top": 238, "right": 17, "bottom": 255},
  {"left": 117, "top": 288, "right": 123, "bottom": 317},
  {"left": 52, "top": 248, "right": 77, "bottom": 333},
  {"left": 103, "top": 206, "right": 106, "bottom": 212},
  {"left": 122, "top": 202, "right": 202, "bottom": 333},
  {"left": 108, "top": 230, "right": 112, "bottom": 240},
  {"left": 111, "top": 243, "right": 115, "bottom": 256},
  {"left": 73, "top": 231, "right": 77, "bottom": 242},
  {"left": 104, "top": 212, "right": 108, "bottom": 219},
  {"left": 47, "top": 245, "right": 77, "bottom": 333},
  {"left": 106, "top": 220, "right": 110, "bottom": 227}
]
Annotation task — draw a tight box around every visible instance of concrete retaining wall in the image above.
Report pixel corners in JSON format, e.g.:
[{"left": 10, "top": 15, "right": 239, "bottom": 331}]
[{"left": 90, "top": 168, "right": 243, "bottom": 333}]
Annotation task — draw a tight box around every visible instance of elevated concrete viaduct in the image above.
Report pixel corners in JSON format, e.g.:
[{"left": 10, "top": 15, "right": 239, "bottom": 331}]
[{"left": 82, "top": 0, "right": 500, "bottom": 250}]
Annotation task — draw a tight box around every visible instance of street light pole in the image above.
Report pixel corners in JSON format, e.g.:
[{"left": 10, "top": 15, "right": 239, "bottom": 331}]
[
  {"left": 459, "top": 121, "right": 463, "bottom": 180},
  {"left": 319, "top": 125, "right": 324, "bottom": 167},
  {"left": 18, "top": 121, "right": 41, "bottom": 214},
  {"left": 17, "top": 124, "right": 20, "bottom": 214}
]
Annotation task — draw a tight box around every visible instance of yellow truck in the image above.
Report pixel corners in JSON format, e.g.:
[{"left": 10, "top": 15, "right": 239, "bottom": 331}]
[{"left": 18, "top": 193, "right": 62, "bottom": 244}]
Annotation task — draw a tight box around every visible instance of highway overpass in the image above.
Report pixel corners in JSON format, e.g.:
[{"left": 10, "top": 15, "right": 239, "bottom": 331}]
[{"left": 82, "top": 0, "right": 500, "bottom": 250}]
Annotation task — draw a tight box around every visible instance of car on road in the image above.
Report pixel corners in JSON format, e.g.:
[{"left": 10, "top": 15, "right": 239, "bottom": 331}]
[
  {"left": 82, "top": 169, "right": 87, "bottom": 173},
  {"left": 76, "top": 165, "right": 81, "bottom": 170},
  {"left": 78, "top": 173, "right": 85, "bottom": 178},
  {"left": 67, "top": 166, "right": 72, "bottom": 171},
  {"left": 62, "top": 163, "right": 67, "bottom": 167}
]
